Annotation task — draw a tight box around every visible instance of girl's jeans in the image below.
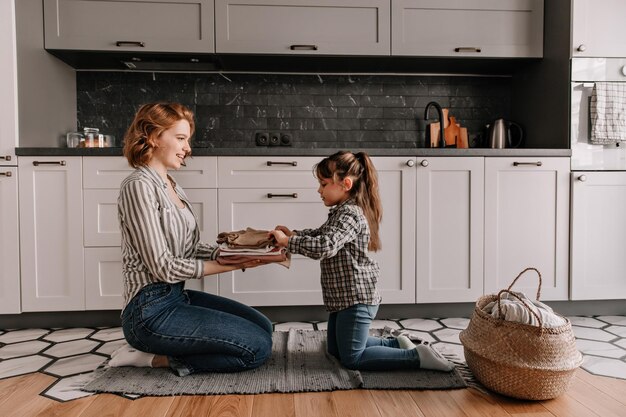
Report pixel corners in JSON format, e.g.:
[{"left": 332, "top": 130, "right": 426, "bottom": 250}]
[
  {"left": 121, "top": 282, "right": 273, "bottom": 376},
  {"left": 327, "top": 304, "right": 420, "bottom": 371}
]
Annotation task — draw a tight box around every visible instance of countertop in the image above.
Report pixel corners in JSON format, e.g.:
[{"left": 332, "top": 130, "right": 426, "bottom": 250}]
[{"left": 15, "top": 147, "right": 572, "bottom": 157}]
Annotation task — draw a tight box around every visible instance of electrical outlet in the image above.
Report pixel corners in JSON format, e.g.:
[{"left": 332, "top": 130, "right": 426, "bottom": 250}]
[
  {"left": 255, "top": 132, "right": 269, "bottom": 146},
  {"left": 269, "top": 132, "right": 280, "bottom": 146},
  {"left": 280, "top": 134, "right": 292, "bottom": 146}
]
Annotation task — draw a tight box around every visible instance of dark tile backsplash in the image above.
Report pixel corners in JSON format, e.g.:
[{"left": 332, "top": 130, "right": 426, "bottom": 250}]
[{"left": 76, "top": 72, "right": 511, "bottom": 149}]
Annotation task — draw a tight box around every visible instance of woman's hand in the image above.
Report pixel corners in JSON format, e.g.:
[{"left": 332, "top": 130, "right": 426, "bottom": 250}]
[{"left": 269, "top": 229, "right": 289, "bottom": 247}]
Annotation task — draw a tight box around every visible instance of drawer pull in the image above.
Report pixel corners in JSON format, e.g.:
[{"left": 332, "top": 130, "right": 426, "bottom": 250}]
[
  {"left": 116, "top": 41, "right": 145, "bottom": 47},
  {"left": 454, "top": 47, "right": 482, "bottom": 53},
  {"left": 33, "top": 160, "right": 66, "bottom": 166},
  {"left": 0, "top": 155, "right": 11, "bottom": 161},
  {"left": 290, "top": 44, "right": 318, "bottom": 51},
  {"left": 266, "top": 161, "right": 298, "bottom": 166},
  {"left": 267, "top": 193, "right": 298, "bottom": 199},
  {"left": 0, "top": 171, "right": 12, "bottom": 177},
  {"left": 513, "top": 161, "right": 542, "bottom": 167}
]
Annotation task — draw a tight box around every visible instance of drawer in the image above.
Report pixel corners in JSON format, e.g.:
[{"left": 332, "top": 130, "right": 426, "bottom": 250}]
[
  {"left": 218, "top": 156, "right": 321, "bottom": 188},
  {"left": 83, "top": 156, "right": 218, "bottom": 189}
]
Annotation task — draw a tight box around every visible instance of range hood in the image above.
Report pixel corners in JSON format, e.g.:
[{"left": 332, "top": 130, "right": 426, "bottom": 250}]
[{"left": 46, "top": 49, "right": 536, "bottom": 75}]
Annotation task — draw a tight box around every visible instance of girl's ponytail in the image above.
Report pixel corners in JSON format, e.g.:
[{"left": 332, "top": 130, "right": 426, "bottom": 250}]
[{"left": 314, "top": 151, "right": 383, "bottom": 251}]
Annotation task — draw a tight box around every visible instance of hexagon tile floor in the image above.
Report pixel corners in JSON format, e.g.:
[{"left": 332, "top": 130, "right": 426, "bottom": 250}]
[{"left": 1, "top": 315, "right": 625, "bottom": 402}]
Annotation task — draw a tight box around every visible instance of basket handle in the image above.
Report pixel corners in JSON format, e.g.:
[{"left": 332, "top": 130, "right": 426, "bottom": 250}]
[
  {"left": 507, "top": 267, "right": 542, "bottom": 300},
  {"left": 496, "top": 289, "right": 544, "bottom": 330}
]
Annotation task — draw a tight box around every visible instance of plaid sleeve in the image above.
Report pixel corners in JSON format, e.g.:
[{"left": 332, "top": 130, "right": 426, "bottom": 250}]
[{"left": 288, "top": 210, "right": 360, "bottom": 260}]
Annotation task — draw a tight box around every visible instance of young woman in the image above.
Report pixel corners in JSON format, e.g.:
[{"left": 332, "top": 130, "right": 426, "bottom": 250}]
[
  {"left": 270, "top": 151, "right": 454, "bottom": 372},
  {"left": 111, "top": 102, "right": 272, "bottom": 376}
]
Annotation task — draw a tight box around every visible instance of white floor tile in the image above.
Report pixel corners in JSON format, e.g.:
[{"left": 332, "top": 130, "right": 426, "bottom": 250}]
[
  {"left": 432, "top": 328, "right": 462, "bottom": 344},
  {"left": 576, "top": 339, "right": 626, "bottom": 359},
  {"left": 43, "top": 373, "right": 96, "bottom": 402},
  {"left": 596, "top": 316, "right": 626, "bottom": 326},
  {"left": 45, "top": 339, "right": 100, "bottom": 358},
  {"left": 0, "top": 340, "right": 51, "bottom": 360},
  {"left": 582, "top": 356, "right": 626, "bottom": 380},
  {"left": 0, "top": 329, "right": 49, "bottom": 344},
  {"left": 45, "top": 354, "right": 107, "bottom": 377},
  {"left": 568, "top": 316, "right": 607, "bottom": 328},
  {"left": 400, "top": 318, "right": 443, "bottom": 332},
  {"left": 44, "top": 328, "right": 95, "bottom": 343},
  {"left": 97, "top": 339, "right": 127, "bottom": 356},
  {"left": 274, "top": 322, "right": 315, "bottom": 332},
  {"left": 91, "top": 328, "right": 124, "bottom": 342},
  {"left": 370, "top": 320, "right": 400, "bottom": 330},
  {"left": 440, "top": 318, "right": 469, "bottom": 330},
  {"left": 0, "top": 355, "right": 52, "bottom": 379},
  {"left": 572, "top": 326, "right": 618, "bottom": 342},
  {"left": 605, "top": 325, "right": 626, "bottom": 338}
]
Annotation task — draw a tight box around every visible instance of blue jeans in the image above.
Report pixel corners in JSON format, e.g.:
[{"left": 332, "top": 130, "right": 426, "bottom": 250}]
[
  {"left": 327, "top": 304, "right": 420, "bottom": 371},
  {"left": 121, "top": 282, "right": 273, "bottom": 376}
]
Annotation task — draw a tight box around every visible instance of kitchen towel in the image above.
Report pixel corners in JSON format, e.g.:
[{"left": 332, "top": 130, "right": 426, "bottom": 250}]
[
  {"left": 82, "top": 329, "right": 469, "bottom": 396},
  {"left": 590, "top": 82, "right": 626, "bottom": 144}
]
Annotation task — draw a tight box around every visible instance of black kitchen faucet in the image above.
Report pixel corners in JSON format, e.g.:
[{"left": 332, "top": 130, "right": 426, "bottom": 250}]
[{"left": 424, "top": 101, "right": 446, "bottom": 148}]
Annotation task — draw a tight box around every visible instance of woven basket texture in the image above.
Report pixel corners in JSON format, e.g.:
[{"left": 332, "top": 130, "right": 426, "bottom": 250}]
[{"left": 459, "top": 269, "right": 583, "bottom": 400}]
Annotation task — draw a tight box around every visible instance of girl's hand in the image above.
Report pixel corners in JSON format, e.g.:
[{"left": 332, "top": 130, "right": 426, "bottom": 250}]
[
  {"left": 269, "top": 229, "right": 289, "bottom": 247},
  {"left": 274, "top": 225, "right": 294, "bottom": 236}
]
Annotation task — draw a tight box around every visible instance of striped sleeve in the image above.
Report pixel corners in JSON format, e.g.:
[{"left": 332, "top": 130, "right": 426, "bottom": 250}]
[
  {"left": 194, "top": 242, "right": 219, "bottom": 260},
  {"left": 118, "top": 179, "right": 203, "bottom": 282}
]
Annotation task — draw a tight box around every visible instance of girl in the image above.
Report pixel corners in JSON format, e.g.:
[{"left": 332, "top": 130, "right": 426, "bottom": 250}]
[
  {"left": 111, "top": 102, "right": 272, "bottom": 376},
  {"left": 270, "top": 151, "right": 453, "bottom": 372}
]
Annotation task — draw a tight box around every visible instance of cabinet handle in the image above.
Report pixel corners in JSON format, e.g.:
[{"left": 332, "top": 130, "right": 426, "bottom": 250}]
[
  {"left": 420, "top": 160, "right": 429, "bottom": 167},
  {"left": 33, "top": 160, "right": 66, "bottom": 166},
  {"left": 116, "top": 41, "right": 145, "bottom": 47},
  {"left": 267, "top": 193, "right": 298, "bottom": 199},
  {"left": 454, "top": 47, "right": 482, "bottom": 53},
  {"left": 513, "top": 161, "right": 542, "bottom": 167},
  {"left": 578, "top": 175, "right": 587, "bottom": 182},
  {"left": 406, "top": 160, "right": 415, "bottom": 167},
  {"left": 290, "top": 44, "right": 318, "bottom": 51},
  {"left": 0, "top": 155, "right": 11, "bottom": 161},
  {"left": 577, "top": 44, "right": 587, "bottom": 52},
  {"left": 266, "top": 161, "right": 297, "bottom": 166},
  {"left": 0, "top": 171, "right": 12, "bottom": 177}
]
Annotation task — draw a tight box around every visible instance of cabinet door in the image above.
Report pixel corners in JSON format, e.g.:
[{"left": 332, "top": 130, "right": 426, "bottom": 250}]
[
  {"left": 0, "top": 0, "right": 17, "bottom": 165},
  {"left": 484, "top": 157, "right": 570, "bottom": 300},
  {"left": 0, "top": 167, "right": 20, "bottom": 313},
  {"left": 571, "top": 172, "right": 626, "bottom": 300},
  {"left": 218, "top": 188, "right": 327, "bottom": 306},
  {"left": 44, "top": 0, "right": 215, "bottom": 53},
  {"left": 392, "top": 0, "right": 543, "bottom": 58},
  {"left": 215, "top": 0, "right": 390, "bottom": 55},
  {"left": 370, "top": 158, "right": 416, "bottom": 303},
  {"left": 19, "top": 157, "right": 85, "bottom": 311},
  {"left": 85, "top": 247, "right": 123, "bottom": 310},
  {"left": 572, "top": 0, "right": 626, "bottom": 57},
  {"left": 415, "top": 157, "right": 484, "bottom": 303}
]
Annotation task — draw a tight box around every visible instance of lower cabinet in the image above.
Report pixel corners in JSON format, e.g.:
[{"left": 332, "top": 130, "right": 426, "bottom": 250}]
[
  {"left": 19, "top": 157, "right": 85, "bottom": 311},
  {"left": 484, "top": 157, "right": 570, "bottom": 300},
  {"left": 0, "top": 166, "right": 20, "bottom": 314},
  {"left": 570, "top": 171, "right": 626, "bottom": 300},
  {"left": 415, "top": 157, "right": 485, "bottom": 303}
]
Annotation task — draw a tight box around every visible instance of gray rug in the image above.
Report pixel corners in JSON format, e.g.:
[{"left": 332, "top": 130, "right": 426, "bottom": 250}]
[{"left": 83, "top": 329, "right": 468, "bottom": 396}]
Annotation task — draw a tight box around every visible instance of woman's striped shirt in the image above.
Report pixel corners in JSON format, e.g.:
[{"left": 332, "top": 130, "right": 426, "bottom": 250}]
[{"left": 117, "top": 166, "right": 218, "bottom": 310}]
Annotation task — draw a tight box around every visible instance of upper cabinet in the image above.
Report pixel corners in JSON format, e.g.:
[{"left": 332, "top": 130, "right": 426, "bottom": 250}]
[
  {"left": 392, "top": 0, "right": 544, "bottom": 58},
  {"left": 215, "top": 0, "right": 391, "bottom": 55},
  {"left": 572, "top": 0, "right": 626, "bottom": 57},
  {"left": 43, "top": 0, "right": 215, "bottom": 53}
]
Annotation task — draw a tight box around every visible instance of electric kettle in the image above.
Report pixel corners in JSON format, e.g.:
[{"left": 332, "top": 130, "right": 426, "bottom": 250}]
[{"left": 486, "top": 119, "right": 524, "bottom": 148}]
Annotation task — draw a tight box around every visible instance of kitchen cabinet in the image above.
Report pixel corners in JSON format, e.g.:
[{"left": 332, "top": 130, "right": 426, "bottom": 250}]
[
  {"left": 217, "top": 156, "right": 416, "bottom": 306},
  {"left": 484, "top": 157, "right": 570, "bottom": 300},
  {"left": 19, "top": 157, "right": 85, "bottom": 311},
  {"left": 0, "top": 0, "right": 20, "bottom": 314},
  {"left": 82, "top": 157, "right": 219, "bottom": 309},
  {"left": 0, "top": 167, "right": 20, "bottom": 314},
  {"left": 570, "top": 172, "right": 626, "bottom": 300},
  {"left": 414, "top": 157, "right": 484, "bottom": 302},
  {"left": 215, "top": 0, "right": 390, "bottom": 55},
  {"left": 571, "top": 0, "right": 626, "bottom": 58},
  {"left": 43, "top": 0, "right": 215, "bottom": 53},
  {"left": 392, "top": 0, "right": 543, "bottom": 58}
]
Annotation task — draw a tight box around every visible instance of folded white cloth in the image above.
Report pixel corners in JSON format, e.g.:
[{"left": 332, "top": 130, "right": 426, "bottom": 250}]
[
  {"left": 482, "top": 291, "right": 567, "bottom": 328},
  {"left": 590, "top": 82, "right": 626, "bottom": 144}
]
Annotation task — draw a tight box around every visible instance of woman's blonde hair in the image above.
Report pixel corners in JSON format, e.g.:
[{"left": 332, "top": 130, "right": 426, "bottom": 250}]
[
  {"left": 123, "top": 102, "right": 195, "bottom": 168},
  {"left": 314, "top": 151, "right": 383, "bottom": 251}
]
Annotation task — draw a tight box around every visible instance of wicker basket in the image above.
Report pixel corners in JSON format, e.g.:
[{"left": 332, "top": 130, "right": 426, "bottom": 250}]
[{"left": 459, "top": 268, "right": 583, "bottom": 400}]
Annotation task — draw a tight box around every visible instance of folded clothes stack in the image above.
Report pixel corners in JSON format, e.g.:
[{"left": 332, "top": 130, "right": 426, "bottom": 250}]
[{"left": 216, "top": 227, "right": 291, "bottom": 268}]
